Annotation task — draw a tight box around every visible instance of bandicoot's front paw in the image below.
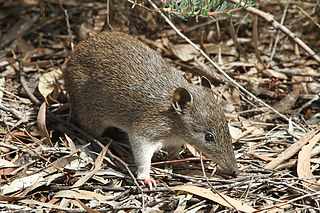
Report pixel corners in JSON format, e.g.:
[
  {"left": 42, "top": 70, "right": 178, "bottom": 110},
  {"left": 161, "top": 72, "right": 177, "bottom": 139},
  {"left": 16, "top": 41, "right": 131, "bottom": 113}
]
[
  {"left": 138, "top": 177, "right": 156, "bottom": 189},
  {"left": 137, "top": 174, "right": 157, "bottom": 189}
]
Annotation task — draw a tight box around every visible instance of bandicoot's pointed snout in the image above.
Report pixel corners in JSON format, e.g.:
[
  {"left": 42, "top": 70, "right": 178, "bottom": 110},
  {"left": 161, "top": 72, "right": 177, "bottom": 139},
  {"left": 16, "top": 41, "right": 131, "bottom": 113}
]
[
  {"left": 231, "top": 167, "right": 239, "bottom": 177},
  {"left": 217, "top": 157, "right": 239, "bottom": 177},
  {"left": 224, "top": 164, "right": 239, "bottom": 177}
]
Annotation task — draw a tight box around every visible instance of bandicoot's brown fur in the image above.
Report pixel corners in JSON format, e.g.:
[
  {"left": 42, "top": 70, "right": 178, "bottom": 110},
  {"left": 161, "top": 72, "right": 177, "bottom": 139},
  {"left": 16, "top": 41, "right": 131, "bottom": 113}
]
[{"left": 64, "top": 31, "right": 238, "bottom": 184}]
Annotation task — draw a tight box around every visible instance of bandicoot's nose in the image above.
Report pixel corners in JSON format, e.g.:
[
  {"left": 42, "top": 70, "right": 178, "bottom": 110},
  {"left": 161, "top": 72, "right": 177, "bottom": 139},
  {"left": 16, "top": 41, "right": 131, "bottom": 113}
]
[
  {"left": 231, "top": 167, "right": 239, "bottom": 177},
  {"left": 225, "top": 166, "right": 239, "bottom": 178}
]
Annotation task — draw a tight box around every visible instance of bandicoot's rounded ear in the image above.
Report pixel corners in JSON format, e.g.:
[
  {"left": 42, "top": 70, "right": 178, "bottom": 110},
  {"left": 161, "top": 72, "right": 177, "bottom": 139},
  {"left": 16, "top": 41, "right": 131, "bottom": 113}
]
[
  {"left": 201, "top": 76, "right": 212, "bottom": 89},
  {"left": 172, "top": 87, "right": 193, "bottom": 113}
]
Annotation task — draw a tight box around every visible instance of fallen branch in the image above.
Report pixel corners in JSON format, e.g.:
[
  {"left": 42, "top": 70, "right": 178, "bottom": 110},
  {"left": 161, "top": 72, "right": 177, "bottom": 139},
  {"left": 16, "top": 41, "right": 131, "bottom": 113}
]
[{"left": 229, "top": 0, "right": 320, "bottom": 64}]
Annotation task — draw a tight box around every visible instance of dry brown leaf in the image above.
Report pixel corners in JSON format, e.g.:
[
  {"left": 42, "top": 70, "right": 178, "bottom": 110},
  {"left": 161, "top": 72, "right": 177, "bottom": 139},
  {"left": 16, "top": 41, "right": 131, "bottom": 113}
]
[
  {"left": 204, "top": 43, "right": 238, "bottom": 56},
  {"left": 265, "top": 130, "right": 319, "bottom": 170},
  {"left": 73, "top": 142, "right": 110, "bottom": 188},
  {"left": 250, "top": 86, "right": 277, "bottom": 99},
  {"left": 65, "top": 134, "right": 77, "bottom": 153},
  {"left": 222, "top": 89, "right": 240, "bottom": 109},
  {"left": 234, "top": 127, "right": 255, "bottom": 140},
  {"left": 174, "top": 185, "right": 256, "bottom": 212},
  {"left": 0, "top": 158, "right": 18, "bottom": 175},
  {"left": 140, "top": 36, "right": 166, "bottom": 51},
  {"left": 54, "top": 190, "right": 113, "bottom": 201},
  {"left": 75, "top": 198, "right": 100, "bottom": 213},
  {"left": 226, "top": 61, "right": 255, "bottom": 68},
  {"left": 19, "top": 199, "right": 71, "bottom": 211},
  {"left": 23, "top": 60, "right": 53, "bottom": 67},
  {"left": 0, "top": 172, "right": 45, "bottom": 195},
  {"left": 0, "top": 14, "right": 38, "bottom": 50},
  {"left": 231, "top": 88, "right": 241, "bottom": 106},
  {"left": 0, "top": 195, "right": 25, "bottom": 202},
  {"left": 50, "top": 81, "right": 60, "bottom": 102},
  {"left": 38, "top": 68, "right": 62, "bottom": 99},
  {"left": 169, "top": 43, "right": 200, "bottom": 61},
  {"left": 228, "top": 124, "right": 243, "bottom": 141},
  {"left": 17, "top": 35, "right": 35, "bottom": 55},
  {"left": 311, "top": 158, "right": 320, "bottom": 164},
  {"left": 251, "top": 154, "right": 274, "bottom": 162},
  {"left": 44, "top": 155, "right": 80, "bottom": 174},
  {"left": 297, "top": 131, "right": 320, "bottom": 190},
  {"left": 93, "top": 9, "right": 107, "bottom": 33},
  {"left": 259, "top": 86, "right": 301, "bottom": 121},
  {"left": 0, "top": 130, "right": 41, "bottom": 137},
  {"left": 185, "top": 144, "right": 200, "bottom": 157},
  {"left": 262, "top": 69, "right": 287, "bottom": 80},
  {"left": 37, "top": 102, "right": 52, "bottom": 146},
  {"left": 273, "top": 86, "right": 301, "bottom": 113},
  {"left": 78, "top": 21, "right": 95, "bottom": 41},
  {"left": 252, "top": 127, "right": 264, "bottom": 135},
  {"left": 236, "top": 126, "right": 264, "bottom": 140}
]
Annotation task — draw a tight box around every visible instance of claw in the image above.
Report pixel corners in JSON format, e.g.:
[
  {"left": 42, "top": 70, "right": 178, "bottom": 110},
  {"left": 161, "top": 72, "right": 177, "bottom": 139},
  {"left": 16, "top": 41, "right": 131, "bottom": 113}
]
[{"left": 137, "top": 176, "right": 157, "bottom": 189}]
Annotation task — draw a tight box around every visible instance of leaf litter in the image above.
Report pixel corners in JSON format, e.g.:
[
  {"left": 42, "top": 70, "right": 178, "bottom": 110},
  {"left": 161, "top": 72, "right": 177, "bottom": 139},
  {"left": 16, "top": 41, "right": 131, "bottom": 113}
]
[{"left": 0, "top": 0, "right": 319, "bottom": 212}]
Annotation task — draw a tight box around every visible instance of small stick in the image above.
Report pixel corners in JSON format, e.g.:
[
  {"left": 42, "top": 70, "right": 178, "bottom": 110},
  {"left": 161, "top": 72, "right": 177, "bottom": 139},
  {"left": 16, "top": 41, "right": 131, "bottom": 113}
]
[
  {"left": 200, "top": 153, "right": 240, "bottom": 212},
  {"left": 269, "top": 1, "right": 290, "bottom": 64},
  {"left": 228, "top": 0, "right": 320, "bottom": 64},
  {"left": 295, "top": 5, "right": 320, "bottom": 30},
  {"left": 106, "top": 0, "right": 113, "bottom": 30},
  {"left": 56, "top": 0, "right": 74, "bottom": 51},
  {"left": 16, "top": 58, "right": 41, "bottom": 105},
  {"left": 252, "top": 14, "right": 267, "bottom": 70}
]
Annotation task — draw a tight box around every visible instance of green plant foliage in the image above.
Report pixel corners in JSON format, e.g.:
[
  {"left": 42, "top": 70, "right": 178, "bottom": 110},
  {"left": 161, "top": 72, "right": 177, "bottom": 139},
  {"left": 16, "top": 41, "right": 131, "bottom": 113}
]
[{"left": 159, "top": 0, "right": 256, "bottom": 19}]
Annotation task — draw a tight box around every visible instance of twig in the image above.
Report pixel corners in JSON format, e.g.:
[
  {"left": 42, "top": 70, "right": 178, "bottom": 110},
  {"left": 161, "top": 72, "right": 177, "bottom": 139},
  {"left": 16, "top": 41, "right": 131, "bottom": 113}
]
[
  {"left": 147, "top": 0, "right": 302, "bottom": 130},
  {"left": 0, "top": 104, "right": 26, "bottom": 120},
  {"left": 294, "top": 94, "right": 319, "bottom": 116},
  {"left": 275, "top": 69, "right": 320, "bottom": 77},
  {"left": 200, "top": 153, "right": 239, "bottom": 212},
  {"left": 252, "top": 14, "right": 266, "bottom": 70},
  {"left": 56, "top": 0, "right": 74, "bottom": 51},
  {"left": 269, "top": 1, "right": 290, "bottom": 65},
  {"left": 242, "top": 176, "right": 254, "bottom": 200},
  {"left": 151, "top": 157, "right": 211, "bottom": 165},
  {"left": 283, "top": 191, "right": 320, "bottom": 209},
  {"left": 0, "top": 87, "right": 32, "bottom": 105},
  {"left": 64, "top": 10, "right": 74, "bottom": 51},
  {"left": 182, "top": 17, "right": 226, "bottom": 34},
  {"left": 1, "top": 109, "right": 12, "bottom": 138},
  {"left": 295, "top": 5, "right": 320, "bottom": 30},
  {"left": 106, "top": 0, "right": 113, "bottom": 30},
  {"left": 228, "top": 0, "right": 320, "bottom": 64},
  {"left": 228, "top": 17, "right": 246, "bottom": 59},
  {"left": 16, "top": 59, "right": 41, "bottom": 106}
]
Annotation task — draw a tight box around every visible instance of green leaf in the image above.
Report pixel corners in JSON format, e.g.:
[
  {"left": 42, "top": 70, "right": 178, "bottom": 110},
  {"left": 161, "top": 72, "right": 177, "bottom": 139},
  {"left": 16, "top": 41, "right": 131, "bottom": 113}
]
[{"left": 159, "top": 0, "right": 256, "bottom": 20}]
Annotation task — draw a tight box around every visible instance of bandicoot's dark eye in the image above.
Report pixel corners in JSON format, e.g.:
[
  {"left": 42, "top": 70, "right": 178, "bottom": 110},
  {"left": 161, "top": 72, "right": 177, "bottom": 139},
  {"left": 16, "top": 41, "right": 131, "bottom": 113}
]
[{"left": 205, "top": 132, "right": 215, "bottom": 142}]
